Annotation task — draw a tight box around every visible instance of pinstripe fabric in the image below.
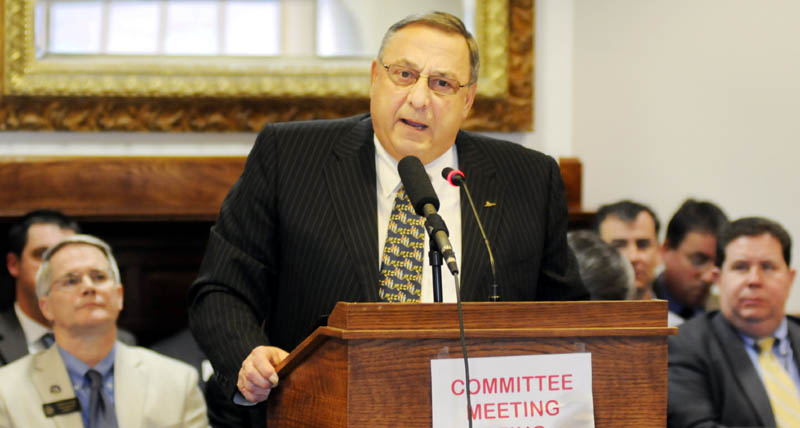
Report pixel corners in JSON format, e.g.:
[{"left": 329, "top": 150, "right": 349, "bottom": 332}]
[
  {"left": 188, "top": 114, "right": 587, "bottom": 400},
  {"left": 455, "top": 130, "right": 582, "bottom": 302}
]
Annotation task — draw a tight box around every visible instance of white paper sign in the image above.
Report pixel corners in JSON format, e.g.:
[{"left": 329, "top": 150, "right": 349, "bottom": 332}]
[{"left": 431, "top": 353, "right": 595, "bottom": 428}]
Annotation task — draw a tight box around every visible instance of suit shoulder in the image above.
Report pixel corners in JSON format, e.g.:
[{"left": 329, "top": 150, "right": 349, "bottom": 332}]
[
  {"left": 458, "top": 130, "right": 557, "bottom": 169},
  {"left": 260, "top": 113, "right": 369, "bottom": 140},
  {"left": 0, "top": 352, "right": 34, "bottom": 380},
  {"left": 249, "top": 113, "right": 371, "bottom": 165},
  {"left": 123, "top": 345, "right": 199, "bottom": 378},
  {"left": 670, "top": 311, "right": 722, "bottom": 349}
]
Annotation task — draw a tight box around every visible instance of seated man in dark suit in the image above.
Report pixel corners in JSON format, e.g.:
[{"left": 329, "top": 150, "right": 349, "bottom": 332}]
[
  {"left": 668, "top": 217, "right": 800, "bottom": 427},
  {"left": 1, "top": 210, "right": 134, "bottom": 367},
  {"left": 188, "top": 10, "right": 587, "bottom": 414},
  {"left": 654, "top": 199, "right": 728, "bottom": 326},
  {"left": 1, "top": 210, "right": 79, "bottom": 366},
  {"left": 595, "top": 200, "right": 661, "bottom": 300}
]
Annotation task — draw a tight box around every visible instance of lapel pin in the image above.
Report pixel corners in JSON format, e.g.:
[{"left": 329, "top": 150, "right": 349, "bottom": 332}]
[
  {"left": 50, "top": 385, "right": 61, "bottom": 394},
  {"left": 484, "top": 201, "right": 497, "bottom": 207}
]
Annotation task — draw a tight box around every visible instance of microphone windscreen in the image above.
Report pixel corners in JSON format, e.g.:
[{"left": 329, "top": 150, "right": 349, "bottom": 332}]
[
  {"left": 398, "top": 156, "right": 440, "bottom": 215},
  {"left": 441, "top": 167, "right": 465, "bottom": 186}
]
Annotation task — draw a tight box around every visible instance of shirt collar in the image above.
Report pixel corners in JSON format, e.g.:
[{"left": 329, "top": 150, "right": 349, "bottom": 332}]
[
  {"left": 739, "top": 317, "right": 790, "bottom": 353},
  {"left": 14, "top": 302, "right": 51, "bottom": 347},
  {"left": 58, "top": 342, "right": 117, "bottom": 386},
  {"left": 373, "top": 134, "right": 458, "bottom": 198}
]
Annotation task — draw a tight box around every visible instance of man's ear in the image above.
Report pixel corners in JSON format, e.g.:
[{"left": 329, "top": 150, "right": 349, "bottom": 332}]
[
  {"left": 461, "top": 83, "right": 478, "bottom": 119},
  {"left": 370, "top": 59, "right": 379, "bottom": 86},
  {"left": 6, "top": 252, "right": 20, "bottom": 278},
  {"left": 660, "top": 240, "right": 674, "bottom": 261},
  {"left": 39, "top": 296, "right": 54, "bottom": 323},
  {"left": 709, "top": 265, "right": 721, "bottom": 283},
  {"left": 116, "top": 284, "right": 124, "bottom": 311}
]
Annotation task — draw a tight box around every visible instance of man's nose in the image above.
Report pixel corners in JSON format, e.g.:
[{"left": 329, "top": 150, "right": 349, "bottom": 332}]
[
  {"left": 746, "top": 267, "right": 764, "bottom": 286},
  {"left": 699, "top": 264, "right": 719, "bottom": 283},
  {"left": 79, "top": 275, "right": 99, "bottom": 294},
  {"left": 623, "top": 245, "right": 643, "bottom": 263},
  {"left": 407, "top": 77, "right": 431, "bottom": 109}
]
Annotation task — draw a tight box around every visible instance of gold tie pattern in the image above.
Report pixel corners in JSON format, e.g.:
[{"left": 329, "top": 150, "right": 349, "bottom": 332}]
[
  {"left": 378, "top": 187, "right": 425, "bottom": 302},
  {"left": 757, "top": 337, "right": 800, "bottom": 428}
]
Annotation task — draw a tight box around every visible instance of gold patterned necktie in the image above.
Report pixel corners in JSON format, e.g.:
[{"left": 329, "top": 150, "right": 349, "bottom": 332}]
[
  {"left": 757, "top": 337, "right": 800, "bottom": 427},
  {"left": 378, "top": 186, "right": 425, "bottom": 302}
]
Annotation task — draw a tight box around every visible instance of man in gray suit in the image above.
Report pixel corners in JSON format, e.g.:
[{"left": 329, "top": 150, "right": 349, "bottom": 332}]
[
  {"left": 1, "top": 210, "right": 80, "bottom": 365},
  {"left": 0, "top": 234, "right": 208, "bottom": 428},
  {"left": 668, "top": 217, "right": 800, "bottom": 427},
  {"left": 189, "top": 11, "right": 587, "bottom": 412},
  {"left": 1, "top": 210, "right": 134, "bottom": 367}
]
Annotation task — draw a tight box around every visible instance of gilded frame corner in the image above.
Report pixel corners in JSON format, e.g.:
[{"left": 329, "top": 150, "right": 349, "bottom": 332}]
[{"left": 0, "top": 0, "right": 532, "bottom": 132}]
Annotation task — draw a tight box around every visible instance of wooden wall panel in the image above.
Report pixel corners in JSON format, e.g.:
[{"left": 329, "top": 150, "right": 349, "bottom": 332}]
[
  {"left": 0, "top": 155, "right": 585, "bottom": 344},
  {"left": 0, "top": 156, "right": 245, "bottom": 219}
]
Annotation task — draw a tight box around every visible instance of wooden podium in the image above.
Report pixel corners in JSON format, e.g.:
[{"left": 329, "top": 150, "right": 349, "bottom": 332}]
[{"left": 267, "top": 301, "right": 675, "bottom": 427}]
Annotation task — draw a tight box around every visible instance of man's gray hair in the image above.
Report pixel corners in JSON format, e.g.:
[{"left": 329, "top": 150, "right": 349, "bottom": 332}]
[
  {"left": 377, "top": 11, "right": 480, "bottom": 85},
  {"left": 35, "top": 234, "right": 121, "bottom": 298}
]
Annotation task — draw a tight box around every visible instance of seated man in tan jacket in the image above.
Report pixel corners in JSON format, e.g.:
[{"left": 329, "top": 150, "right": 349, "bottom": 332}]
[{"left": 0, "top": 234, "right": 208, "bottom": 428}]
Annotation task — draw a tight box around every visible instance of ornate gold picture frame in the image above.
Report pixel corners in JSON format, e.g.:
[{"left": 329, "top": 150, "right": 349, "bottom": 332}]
[{"left": 0, "top": 0, "right": 533, "bottom": 132}]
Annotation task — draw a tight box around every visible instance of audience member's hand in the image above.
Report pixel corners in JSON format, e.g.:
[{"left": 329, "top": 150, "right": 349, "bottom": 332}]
[{"left": 237, "top": 345, "right": 289, "bottom": 403}]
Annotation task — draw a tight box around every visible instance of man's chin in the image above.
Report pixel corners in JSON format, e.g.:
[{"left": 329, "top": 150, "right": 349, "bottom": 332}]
[
  {"left": 392, "top": 141, "right": 437, "bottom": 162},
  {"left": 736, "top": 309, "right": 773, "bottom": 324},
  {"left": 76, "top": 311, "right": 117, "bottom": 326},
  {"left": 393, "top": 133, "right": 430, "bottom": 150}
]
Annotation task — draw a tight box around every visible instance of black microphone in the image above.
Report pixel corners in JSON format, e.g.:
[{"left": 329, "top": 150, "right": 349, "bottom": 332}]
[
  {"left": 398, "top": 156, "right": 459, "bottom": 275},
  {"left": 442, "top": 167, "right": 500, "bottom": 301}
]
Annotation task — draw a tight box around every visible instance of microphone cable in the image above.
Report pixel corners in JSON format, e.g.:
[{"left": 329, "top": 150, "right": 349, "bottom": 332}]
[{"left": 452, "top": 272, "right": 474, "bottom": 428}]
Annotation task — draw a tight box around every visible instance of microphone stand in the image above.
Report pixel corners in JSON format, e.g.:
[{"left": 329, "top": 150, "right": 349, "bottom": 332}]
[{"left": 429, "top": 239, "right": 444, "bottom": 302}]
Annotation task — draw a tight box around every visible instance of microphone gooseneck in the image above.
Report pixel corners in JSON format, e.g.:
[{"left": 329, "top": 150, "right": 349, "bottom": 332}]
[
  {"left": 398, "top": 156, "right": 459, "bottom": 275},
  {"left": 441, "top": 167, "right": 499, "bottom": 301}
]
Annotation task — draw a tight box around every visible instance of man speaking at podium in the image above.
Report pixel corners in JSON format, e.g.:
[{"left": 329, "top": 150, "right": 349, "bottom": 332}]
[{"left": 188, "top": 10, "right": 587, "bottom": 414}]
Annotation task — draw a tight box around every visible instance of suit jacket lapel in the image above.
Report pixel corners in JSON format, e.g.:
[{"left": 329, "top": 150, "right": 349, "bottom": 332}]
[
  {"left": 324, "top": 115, "right": 380, "bottom": 301},
  {"left": 711, "top": 314, "right": 776, "bottom": 426},
  {"left": 32, "top": 346, "right": 84, "bottom": 428},
  {"left": 0, "top": 309, "right": 28, "bottom": 365},
  {"left": 788, "top": 317, "right": 800, "bottom": 367},
  {"left": 114, "top": 343, "right": 146, "bottom": 428},
  {"left": 455, "top": 132, "right": 502, "bottom": 301}
]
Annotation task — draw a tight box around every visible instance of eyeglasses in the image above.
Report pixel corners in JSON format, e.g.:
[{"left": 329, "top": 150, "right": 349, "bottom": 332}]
[
  {"left": 380, "top": 61, "right": 468, "bottom": 95},
  {"left": 51, "top": 268, "right": 115, "bottom": 292}
]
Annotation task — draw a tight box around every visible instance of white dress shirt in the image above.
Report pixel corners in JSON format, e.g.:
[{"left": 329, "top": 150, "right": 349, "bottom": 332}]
[{"left": 374, "top": 135, "right": 462, "bottom": 303}]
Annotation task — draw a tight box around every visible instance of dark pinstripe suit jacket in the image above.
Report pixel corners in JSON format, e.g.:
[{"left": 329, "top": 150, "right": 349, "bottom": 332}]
[
  {"left": 188, "top": 113, "right": 587, "bottom": 398},
  {"left": 668, "top": 311, "right": 800, "bottom": 427}
]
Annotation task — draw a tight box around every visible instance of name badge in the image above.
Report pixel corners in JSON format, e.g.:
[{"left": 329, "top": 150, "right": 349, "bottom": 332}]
[{"left": 43, "top": 398, "right": 81, "bottom": 417}]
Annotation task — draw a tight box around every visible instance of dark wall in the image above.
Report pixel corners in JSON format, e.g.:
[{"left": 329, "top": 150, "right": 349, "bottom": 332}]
[{"left": 0, "top": 220, "right": 213, "bottom": 346}]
